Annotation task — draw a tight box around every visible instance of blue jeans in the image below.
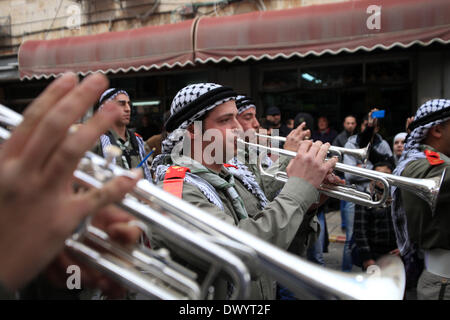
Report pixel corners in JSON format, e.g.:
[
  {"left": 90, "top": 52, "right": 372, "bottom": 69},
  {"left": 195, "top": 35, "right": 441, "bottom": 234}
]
[
  {"left": 340, "top": 200, "right": 347, "bottom": 229},
  {"left": 342, "top": 201, "right": 355, "bottom": 272},
  {"left": 307, "top": 211, "right": 326, "bottom": 266}
]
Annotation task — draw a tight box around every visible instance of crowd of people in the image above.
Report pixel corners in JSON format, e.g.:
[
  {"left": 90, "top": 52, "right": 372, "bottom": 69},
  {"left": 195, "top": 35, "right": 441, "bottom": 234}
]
[{"left": 0, "top": 72, "right": 448, "bottom": 301}]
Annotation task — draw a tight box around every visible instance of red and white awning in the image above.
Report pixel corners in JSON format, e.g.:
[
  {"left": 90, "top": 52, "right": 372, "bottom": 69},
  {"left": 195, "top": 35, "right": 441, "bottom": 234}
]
[
  {"left": 19, "top": 0, "right": 450, "bottom": 80},
  {"left": 19, "top": 19, "right": 196, "bottom": 80},
  {"left": 194, "top": 0, "right": 450, "bottom": 63}
]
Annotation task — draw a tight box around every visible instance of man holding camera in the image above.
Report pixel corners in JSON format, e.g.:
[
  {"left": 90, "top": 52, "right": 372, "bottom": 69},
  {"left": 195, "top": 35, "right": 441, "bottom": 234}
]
[{"left": 342, "top": 108, "right": 393, "bottom": 272}]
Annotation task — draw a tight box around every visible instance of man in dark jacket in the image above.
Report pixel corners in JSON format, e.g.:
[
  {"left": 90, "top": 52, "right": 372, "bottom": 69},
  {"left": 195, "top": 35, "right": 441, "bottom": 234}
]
[
  {"left": 264, "top": 106, "right": 292, "bottom": 137},
  {"left": 333, "top": 115, "right": 357, "bottom": 147},
  {"left": 353, "top": 162, "right": 399, "bottom": 271},
  {"left": 312, "top": 116, "right": 337, "bottom": 144},
  {"left": 333, "top": 115, "right": 357, "bottom": 232}
]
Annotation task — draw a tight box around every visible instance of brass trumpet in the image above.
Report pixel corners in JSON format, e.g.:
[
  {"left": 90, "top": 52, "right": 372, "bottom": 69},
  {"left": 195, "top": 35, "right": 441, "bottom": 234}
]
[
  {"left": 254, "top": 132, "right": 370, "bottom": 163},
  {"left": 238, "top": 138, "right": 445, "bottom": 213}
]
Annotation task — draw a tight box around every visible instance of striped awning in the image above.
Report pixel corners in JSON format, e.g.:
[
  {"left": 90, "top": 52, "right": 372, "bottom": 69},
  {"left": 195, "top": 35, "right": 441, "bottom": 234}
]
[
  {"left": 18, "top": 0, "right": 450, "bottom": 79},
  {"left": 19, "top": 19, "right": 196, "bottom": 80},
  {"left": 194, "top": 0, "right": 450, "bottom": 64}
]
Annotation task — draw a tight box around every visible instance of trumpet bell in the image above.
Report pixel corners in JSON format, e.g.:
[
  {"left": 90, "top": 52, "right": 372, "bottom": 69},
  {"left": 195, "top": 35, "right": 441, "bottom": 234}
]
[{"left": 287, "top": 255, "right": 406, "bottom": 300}]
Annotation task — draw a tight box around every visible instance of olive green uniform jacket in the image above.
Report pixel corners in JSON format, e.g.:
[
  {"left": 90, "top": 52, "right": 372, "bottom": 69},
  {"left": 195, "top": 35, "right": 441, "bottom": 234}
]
[
  {"left": 246, "top": 155, "right": 320, "bottom": 258},
  {"left": 400, "top": 145, "right": 450, "bottom": 251},
  {"left": 154, "top": 155, "right": 319, "bottom": 299},
  {"left": 92, "top": 129, "right": 143, "bottom": 169}
]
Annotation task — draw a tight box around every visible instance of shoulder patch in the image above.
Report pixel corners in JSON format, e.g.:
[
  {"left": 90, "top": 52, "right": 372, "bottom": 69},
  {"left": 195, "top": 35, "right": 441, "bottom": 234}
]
[
  {"left": 424, "top": 149, "right": 444, "bottom": 166},
  {"left": 163, "top": 166, "right": 191, "bottom": 198}
]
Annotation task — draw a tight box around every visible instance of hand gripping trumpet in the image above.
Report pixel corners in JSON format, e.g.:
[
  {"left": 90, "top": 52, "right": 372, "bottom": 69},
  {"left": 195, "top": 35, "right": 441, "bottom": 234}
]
[
  {"left": 238, "top": 138, "right": 445, "bottom": 213},
  {"left": 0, "top": 103, "right": 251, "bottom": 300},
  {"left": 1, "top": 104, "right": 406, "bottom": 300}
]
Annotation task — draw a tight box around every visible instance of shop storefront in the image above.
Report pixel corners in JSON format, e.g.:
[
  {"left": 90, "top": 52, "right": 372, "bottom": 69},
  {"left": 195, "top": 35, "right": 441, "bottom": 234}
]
[{"left": 1, "top": 0, "right": 448, "bottom": 140}]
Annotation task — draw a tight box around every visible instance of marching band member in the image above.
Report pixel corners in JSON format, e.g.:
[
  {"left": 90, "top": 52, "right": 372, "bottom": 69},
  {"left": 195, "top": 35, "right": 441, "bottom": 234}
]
[
  {"left": 228, "top": 95, "right": 327, "bottom": 259},
  {"left": 392, "top": 99, "right": 450, "bottom": 300},
  {"left": 151, "top": 83, "right": 337, "bottom": 299},
  {"left": 92, "top": 88, "right": 152, "bottom": 181}
]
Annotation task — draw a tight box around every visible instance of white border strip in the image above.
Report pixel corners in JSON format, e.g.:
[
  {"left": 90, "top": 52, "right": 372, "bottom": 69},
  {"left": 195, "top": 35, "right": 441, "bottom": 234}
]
[{"left": 20, "top": 60, "right": 195, "bottom": 80}]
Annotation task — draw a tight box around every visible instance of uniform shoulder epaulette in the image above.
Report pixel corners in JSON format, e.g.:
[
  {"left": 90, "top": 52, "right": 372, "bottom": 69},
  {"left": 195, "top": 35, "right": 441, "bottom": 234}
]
[
  {"left": 224, "top": 164, "right": 238, "bottom": 169},
  {"left": 163, "top": 166, "right": 191, "bottom": 198},
  {"left": 424, "top": 149, "right": 444, "bottom": 166}
]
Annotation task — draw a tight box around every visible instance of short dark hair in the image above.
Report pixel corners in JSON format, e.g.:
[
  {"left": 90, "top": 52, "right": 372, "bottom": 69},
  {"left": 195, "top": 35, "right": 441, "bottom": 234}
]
[
  {"left": 344, "top": 115, "right": 357, "bottom": 122},
  {"left": 373, "top": 161, "right": 394, "bottom": 172}
]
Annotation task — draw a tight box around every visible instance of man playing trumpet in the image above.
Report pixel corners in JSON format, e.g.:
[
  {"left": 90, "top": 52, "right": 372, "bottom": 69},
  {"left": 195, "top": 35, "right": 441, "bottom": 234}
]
[
  {"left": 151, "top": 83, "right": 338, "bottom": 299},
  {"left": 392, "top": 99, "right": 450, "bottom": 300}
]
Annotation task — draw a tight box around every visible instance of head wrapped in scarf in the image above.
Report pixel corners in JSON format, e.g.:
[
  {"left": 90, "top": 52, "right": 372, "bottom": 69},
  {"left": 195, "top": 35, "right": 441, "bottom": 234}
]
[
  {"left": 152, "top": 83, "right": 237, "bottom": 169},
  {"left": 393, "top": 132, "right": 407, "bottom": 147},
  {"left": 97, "top": 88, "right": 130, "bottom": 111},
  {"left": 391, "top": 99, "right": 450, "bottom": 256},
  {"left": 235, "top": 95, "right": 256, "bottom": 115},
  {"left": 394, "top": 99, "right": 450, "bottom": 175}
]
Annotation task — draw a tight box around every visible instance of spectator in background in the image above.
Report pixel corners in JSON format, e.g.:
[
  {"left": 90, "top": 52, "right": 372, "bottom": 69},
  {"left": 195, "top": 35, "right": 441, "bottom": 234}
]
[
  {"left": 286, "top": 118, "right": 295, "bottom": 130},
  {"left": 294, "top": 112, "right": 314, "bottom": 137},
  {"left": 145, "top": 111, "right": 170, "bottom": 165},
  {"left": 264, "top": 106, "right": 292, "bottom": 137},
  {"left": 333, "top": 115, "right": 357, "bottom": 232},
  {"left": 353, "top": 162, "right": 399, "bottom": 271},
  {"left": 356, "top": 110, "right": 395, "bottom": 167},
  {"left": 307, "top": 115, "right": 338, "bottom": 267},
  {"left": 136, "top": 114, "right": 158, "bottom": 141},
  {"left": 342, "top": 109, "right": 393, "bottom": 272},
  {"left": 333, "top": 115, "right": 357, "bottom": 148},
  {"left": 406, "top": 116, "right": 415, "bottom": 134},
  {"left": 312, "top": 116, "right": 337, "bottom": 144},
  {"left": 393, "top": 132, "right": 407, "bottom": 165}
]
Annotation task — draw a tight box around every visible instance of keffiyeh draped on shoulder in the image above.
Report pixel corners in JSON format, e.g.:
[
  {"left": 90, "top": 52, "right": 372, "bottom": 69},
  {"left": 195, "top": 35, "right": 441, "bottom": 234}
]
[{"left": 391, "top": 99, "right": 450, "bottom": 255}]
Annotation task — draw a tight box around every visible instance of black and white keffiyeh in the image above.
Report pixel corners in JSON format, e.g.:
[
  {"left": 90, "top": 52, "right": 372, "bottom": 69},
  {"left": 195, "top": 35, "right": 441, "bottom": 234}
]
[
  {"left": 152, "top": 83, "right": 236, "bottom": 169},
  {"left": 391, "top": 99, "right": 450, "bottom": 255},
  {"left": 227, "top": 158, "right": 269, "bottom": 209},
  {"left": 98, "top": 88, "right": 130, "bottom": 110},
  {"left": 235, "top": 95, "right": 256, "bottom": 115},
  {"left": 100, "top": 132, "right": 152, "bottom": 182}
]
